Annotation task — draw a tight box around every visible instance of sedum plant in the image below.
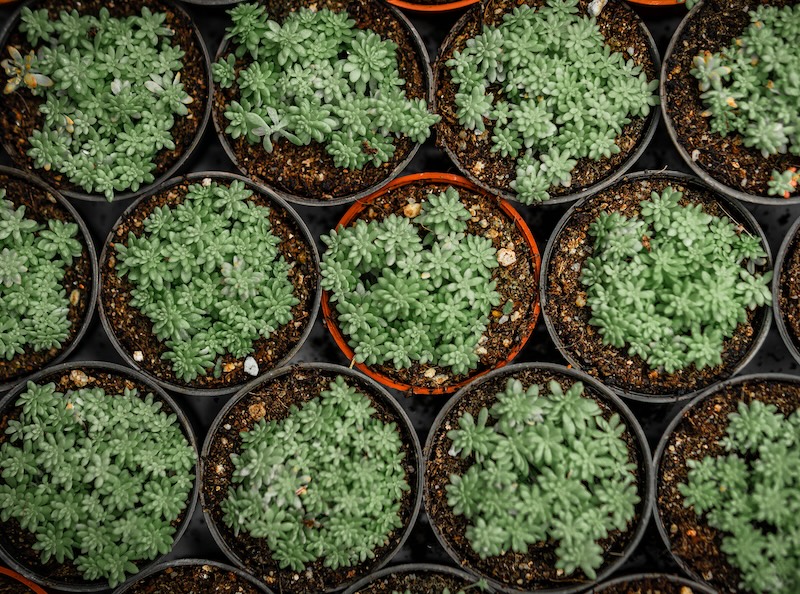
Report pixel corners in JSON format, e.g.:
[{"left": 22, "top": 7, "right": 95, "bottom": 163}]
[
  {"left": 446, "top": 0, "right": 658, "bottom": 204},
  {"left": 679, "top": 400, "right": 800, "bottom": 593},
  {"left": 114, "top": 180, "right": 298, "bottom": 383},
  {"left": 0, "top": 187, "right": 81, "bottom": 360},
  {"left": 214, "top": 3, "right": 438, "bottom": 172},
  {"left": 222, "top": 375, "right": 409, "bottom": 571},
  {"left": 446, "top": 378, "right": 639, "bottom": 579},
  {"left": 320, "top": 187, "right": 500, "bottom": 376},
  {"left": 581, "top": 185, "right": 772, "bottom": 373},
  {"left": 0, "top": 381, "right": 195, "bottom": 587},
  {"left": 3, "top": 7, "right": 193, "bottom": 200}
]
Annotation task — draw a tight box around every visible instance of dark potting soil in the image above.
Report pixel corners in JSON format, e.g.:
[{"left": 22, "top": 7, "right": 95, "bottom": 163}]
[
  {"left": 0, "top": 366, "right": 195, "bottom": 586},
  {"left": 589, "top": 575, "right": 707, "bottom": 594},
  {"left": 101, "top": 177, "right": 319, "bottom": 392},
  {"left": 0, "top": 0, "right": 209, "bottom": 199},
  {"left": 657, "top": 378, "right": 800, "bottom": 593},
  {"left": 434, "top": 0, "right": 656, "bottom": 202},
  {"left": 0, "top": 573, "right": 34, "bottom": 594},
  {"left": 213, "top": 0, "right": 428, "bottom": 203},
  {"left": 201, "top": 367, "right": 419, "bottom": 594},
  {"left": 778, "top": 223, "right": 800, "bottom": 353},
  {"left": 325, "top": 179, "right": 539, "bottom": 393},
  {"left": 425, "top": 368, "right": 646, "bottom": 591},
  {"left": 125, "top": 563, "right": 264, "bottom": 594},
  {"left": 0, "top": 172, "right": 92, "bottom": 387},
  {"left": 544, "top": 174, "right": 768, "bottom": 398},
  {"left": 664, "top": 0, "right": 800, "bottom": 199},
  {"left": 348, "top": 569, "right": 474, "bottom": 594}
]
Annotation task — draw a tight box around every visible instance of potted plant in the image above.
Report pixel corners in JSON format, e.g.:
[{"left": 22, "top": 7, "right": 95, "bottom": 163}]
[
  {"left": 211, "top": 0, "right": 437, "bottom": 206},
  {"left": 344, "top": 563, "right": 490, "bottom": 594},
  {"left": 99, "top": 172, "right": 320, "bottom": 396},
  {"left": 662, "top": 0, "right": 800, "bottom": 203},
  {"left": 424, "top": 362, "right": 652, "bottom": 593},
  {"left": 385, "top": 0, "right": 480, "bottom": 13},
  {"left": 320, "top": 172, "right": 540, "bottom": 395},
  {"left": 0, "top": 566, "right": 47, "bottom": 593},
  {"left": 773, "top": 214, "right": 800, "bottom": 365},
  {"left": 541, "top": 170, "right": 772, "bottom": 402},
  {"left": 433, "top": 0, "right": 660, "bottom": 206},
  {"left": 201, "top": 363, "right": 422, "bottom": 593},
  {"left": 0, "top": 362, "right": 198, "bottom": 592},
  {"left": 112, "top": 559, "right": 273, "bottom": 594},
  {"left": 0, "top": 0, "right": 211, "bottom": 202},
  {"left": 0, "top": 166, "right": 97, "bottom": 392},
  {"left": 587, "top": 573, "right": 715, "bottom": 594},
  {"left": 654, "top": 374, "right": 800, "bottom": 593}
]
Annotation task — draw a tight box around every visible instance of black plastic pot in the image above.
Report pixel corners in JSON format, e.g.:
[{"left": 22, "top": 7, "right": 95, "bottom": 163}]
[
  {"left": 211, "top": 0, "right": 435, "bottom": 207},
  {"left": 343, "top": 563, "right": 482, "bottom": 594},
  {"left": 424, "top": 362, "right": 653, "bottom": 594},
  {"left": 772, "top": 214, "right": 800, "bottom": 366},
  {"left": 97, "top": 171, "right": 321, "bottom": 397},
  {"left": 540, "top": 169, "right": 772, "bottom": 403},
  {"left": 113, "top": 559, "right": 274, "bottom": 594},
  {"left": 0, "top": 0, "right": 212, "bottom": 203},
  {"left": 0, "top": 166, "right": 98, "bottom": 393},
  {"left": 200, "top": 362, "right": 423, "bottom": 594},
  {"left": 432, "top": 0, "right": 661, "bottom": 206},
  {"left": 0, "top": 361, "right": 199, "bottom": 592},
  {"left": 587, "top": 572, "right": 716, "bottom": 594}
]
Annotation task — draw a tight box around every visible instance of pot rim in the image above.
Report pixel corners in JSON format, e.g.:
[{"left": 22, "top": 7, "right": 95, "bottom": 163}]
[
  {"left": 97, "top": 170, "right": 321, "bottom": 397},
  {"left": 112, "top": 558, "right": 274, "bottom": 594},
  {"left": 771, "top": 214, "right": 800, "bottom": 366},
  {"left": 342, "top": 563, "right": 483, "bottom": 594},
  {"left": 588, "top": 572, "right": 716, "bottom": 594},
  {"left": 0, "top": 566, "right": 48, "bottom": 594},
  {"left": 423, "top": 361, "right": 654, "bottom": 594},
  {"left": 539, "top": 169, "right": 773, "bottom": 403},
  {"left": 385, "top": 0, "right": 480, "bottom": 12}
]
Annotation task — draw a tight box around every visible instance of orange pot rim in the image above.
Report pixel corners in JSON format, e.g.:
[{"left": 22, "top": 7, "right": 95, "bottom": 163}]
[
  {"left": 0, "top": 567, "right": 47, "bottom": 593},
  {"left": 321, "top": 172, "right": 541, "bottom": 395},
  {"left": 385, "top": 0, "right": 479, "bottom": 12},
  {"left": 626, "top": 0, "right": 683, "bottom": 5}
]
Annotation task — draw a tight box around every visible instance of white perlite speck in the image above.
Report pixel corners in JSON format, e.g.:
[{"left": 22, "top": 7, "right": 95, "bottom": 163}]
[{"left": 244, "top": 356, "right": 259, "bottom": 376}]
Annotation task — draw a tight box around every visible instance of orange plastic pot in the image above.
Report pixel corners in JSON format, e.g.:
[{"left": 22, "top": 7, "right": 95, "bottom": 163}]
[
  {"left": 627, "top": 0, "right": 683, "bottom": 5},
  {"left": 321, "top": 172, "right": 541, "bottom": 396},
  {"left": 0, "top": 567, "right": 47, "bottom": 593},
  {"left": 386, "top": 0, "right": 479, "bottom": 12}
]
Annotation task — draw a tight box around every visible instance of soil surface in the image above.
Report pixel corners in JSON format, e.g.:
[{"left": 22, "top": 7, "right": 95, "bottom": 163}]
[
  {"left": 101, "top": 176, "right": 319, "bottom": 392},
  {"left": 0, "top": 171, "right": 93, "bottom": 387},
  {"left": 201, "top": 367, "right": 419, "bottom": 594},
  {"left": 124, "top": 563, "right": 265, "bottom": 594},
  {"left": 590, "top": 575, "right": 710, "bottom": 594},
  {"left": 663, "top": 0, "right": 800, "bottom": 199},
  {"left": 657, "top": 378, "right": 800, "bottom": 593},
  {"left": 425, "top": 367, "right": 647, "bottom": 592},
  {"left": 778, "top": 223, "right": 800, "bottom": 353},
  {"left": 0, "top": 573, "right": 34, "bottom": 594},
  {"left": 544, "top": 173, "right": 769, "bottom": 398},
  {"left": 349, "top": 569, "right": 474, "bottom": 594},
  {"left": 434, "top": 0, "right": 657, "bottom": 202},
  {"left": 0, "top": 0, "right": 209, "bottom": 200},
  {"left": 213, "top": 0, "right": 428, "bottom": 203},
  {"left": 325, "top": 179, "right": 539, "bottom": 393}
]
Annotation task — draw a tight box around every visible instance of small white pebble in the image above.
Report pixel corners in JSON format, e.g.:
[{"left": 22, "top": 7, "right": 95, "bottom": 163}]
[
  {"left": 497, "top": 248, "right": 517, "bottom": 267},
  {"left": 202, "top": 177, "right": 212, "bottom": 186},
  {"left": 498, "top": 315, "right": 509, "bottom": 324},
  {"left": 133, "top": 350, "right": 144, "bottom": 362},
  {"left": 588, "top": 0, "right": 609, "bottom": 17},
  {"left": 244, "top": 356, "right": 259, "bottom": 376},
  {"left": 424, "top": 368, "right": 436, "bottom": 379},
  {"left": 691, "top": 149, "right": 700, "bottom": 161}
]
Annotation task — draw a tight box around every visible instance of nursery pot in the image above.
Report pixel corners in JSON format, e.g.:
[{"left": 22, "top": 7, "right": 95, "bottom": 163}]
[
  {"left": 540, "top": 169, "right": 772, "bottom": 403},
  {"left": 424, "top": 362, "right": 653, "bottom": 594},
  {"left": 0, "top": 361, "right": 199, "bottom": 592},
  {"left": 113, "top": 559, "right": 273, "bottom": 594},
  {"left": 0, "top": 566, "right": 47, "bottom": 593},
  {"left": 0, "top": 166, "right": 98, "bottom": 393},
  {"left": 343, "top": 563, "right": 482, "bottom": 594},
  {"left": 432, "top": 0, "right": 660, "bottom": 206},
  {"left": 320, "top": 172, "right": 541, "bottom": 396},
  {"left": 200, "top": 362, "right": 423, "bottom": 594},
  {"left": 0, "top": 0, "right": 212, "bottom": 203},
  {"left": 660, "top": 0, "right": 800, "bottom": 204},
  {"left": 98, "top": 171, "right": 321, "bottom": 397},
  {"left": 587, "top": 573, "right": 715, "bottom": 594},
  {"left": 385, "top": 0, "right": 480, "bottom": 12},
  {"left": 211, "top": 0, "right": 434, "bottom": 206},
  {"left": 773, "top": 214, "right": 800, "bottom": 366}
]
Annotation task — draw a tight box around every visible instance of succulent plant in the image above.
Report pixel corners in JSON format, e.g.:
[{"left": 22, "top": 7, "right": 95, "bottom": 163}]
[
  {"left": 0, "top": 381, "right": 195, "bottom": 587},
  {"left": 768, "top": 168, "right": 799, "bottom": 199}
]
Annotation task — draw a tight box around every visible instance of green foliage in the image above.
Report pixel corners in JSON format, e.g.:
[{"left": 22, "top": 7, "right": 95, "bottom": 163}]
[
  {"left": 0, "top": 187, "right": 80, "bottom": 360},
  {"left": 767, "top": 168, "right": 799, "bottom": 198},
  {"left": 679, "top": 400, "right": 800, "bottom": 594},
  {"left": 5, "top": 7, "right": 192, "bottom": 201},
  {"left": 0, "top": 381, "right": 195, "bottom": 587},
  {"left": 114, "top": 180, "right": 298, "bottom": 382},
  {"left": 445, "top": 377, "right": 638, "bottom": 579},
  {"left": 222, "top": 375, "right": 409, "bottom": 571},
  {"left": 215, "top": 4, "right": 438, "bottom": 172},
  {"left": 320, "top": 187, "right": 500, "bottom": 376},
  {"left": 691, "top": 6, "right": 800, "bottom": 163},
  {"left": 581, "top": 185, "right": 772, "bottom": 373},
  {"left": 446, "top": 0, "right": 658, "bottom": 204}
]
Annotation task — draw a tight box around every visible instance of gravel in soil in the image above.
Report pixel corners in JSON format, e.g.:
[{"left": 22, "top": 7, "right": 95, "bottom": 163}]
[
  {"left": 124, "top": 563, "right": 264, "bottom": 594},
  {"left": 590, "top": 576, "right": 707, "bottom": 594},
  {"left": 0, "top": 573, "right": 35, "bottom": 594},
  {"left": 778, "top": 224, "right": 800, "bottom": 353},
  {"left": 349, "top": 570, "right": 473, "bottom": 594}
]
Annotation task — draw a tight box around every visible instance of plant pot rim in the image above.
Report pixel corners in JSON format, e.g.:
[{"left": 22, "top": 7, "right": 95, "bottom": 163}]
[
  {"left": 385, "top": 0, "right": 480, "bottom": 12},
  {"left": 0, "top": 165, "right": 99, "bottom": 394},
  {"left": 211, "top": 2, "right": 434, "bottom": 207},
  {"left": 0, "top": 0, "right": 213, "bottom": 203},
  {"left": 200, "top": 362, "right": 424, "bottom": 594},
  {"left": 432, "top": 0, "right": 661, "bottom": 206},
  {"left": 321, "top": 171, "right": 541, "bottom": 395},
  {"left": 423, "top": 361, "right": 654, "bottom": 594},
  {"left": 772, "top": 214, "right": 800, "bottom": 366},
  {"left": 589, "top": 572, "right": 716, "bottom": 594},
  {"left": 112, "top": 558, "right": 274, "bottom": 594},
  {"left": 660, "top": 1, "right": 800, "bottom": 205},
  {"left": 97, "top": 170, "right": 321, "bottom": 397},
  {"left": 651, "top": 372, "right": 800, "bottom": 590},
  {"left": 342, "top": 563, "right": 482, "bottom": 594},
  {"left": 539, "top": 169, "right": 772, "bottom": 403},
  {"left": 0, "top": 361, "right": 200, "bottom": 593},
  {"left": 0, "top": 566, "right": 49, "bottom": 594},
  {"left": 627, "top": 0, "right": 686, "bottom": 5}
]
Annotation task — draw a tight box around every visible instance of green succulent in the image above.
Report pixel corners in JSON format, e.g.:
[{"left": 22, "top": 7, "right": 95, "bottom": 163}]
[{"left": 767, "top": 168, "right": 799, "bottom": 198}]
